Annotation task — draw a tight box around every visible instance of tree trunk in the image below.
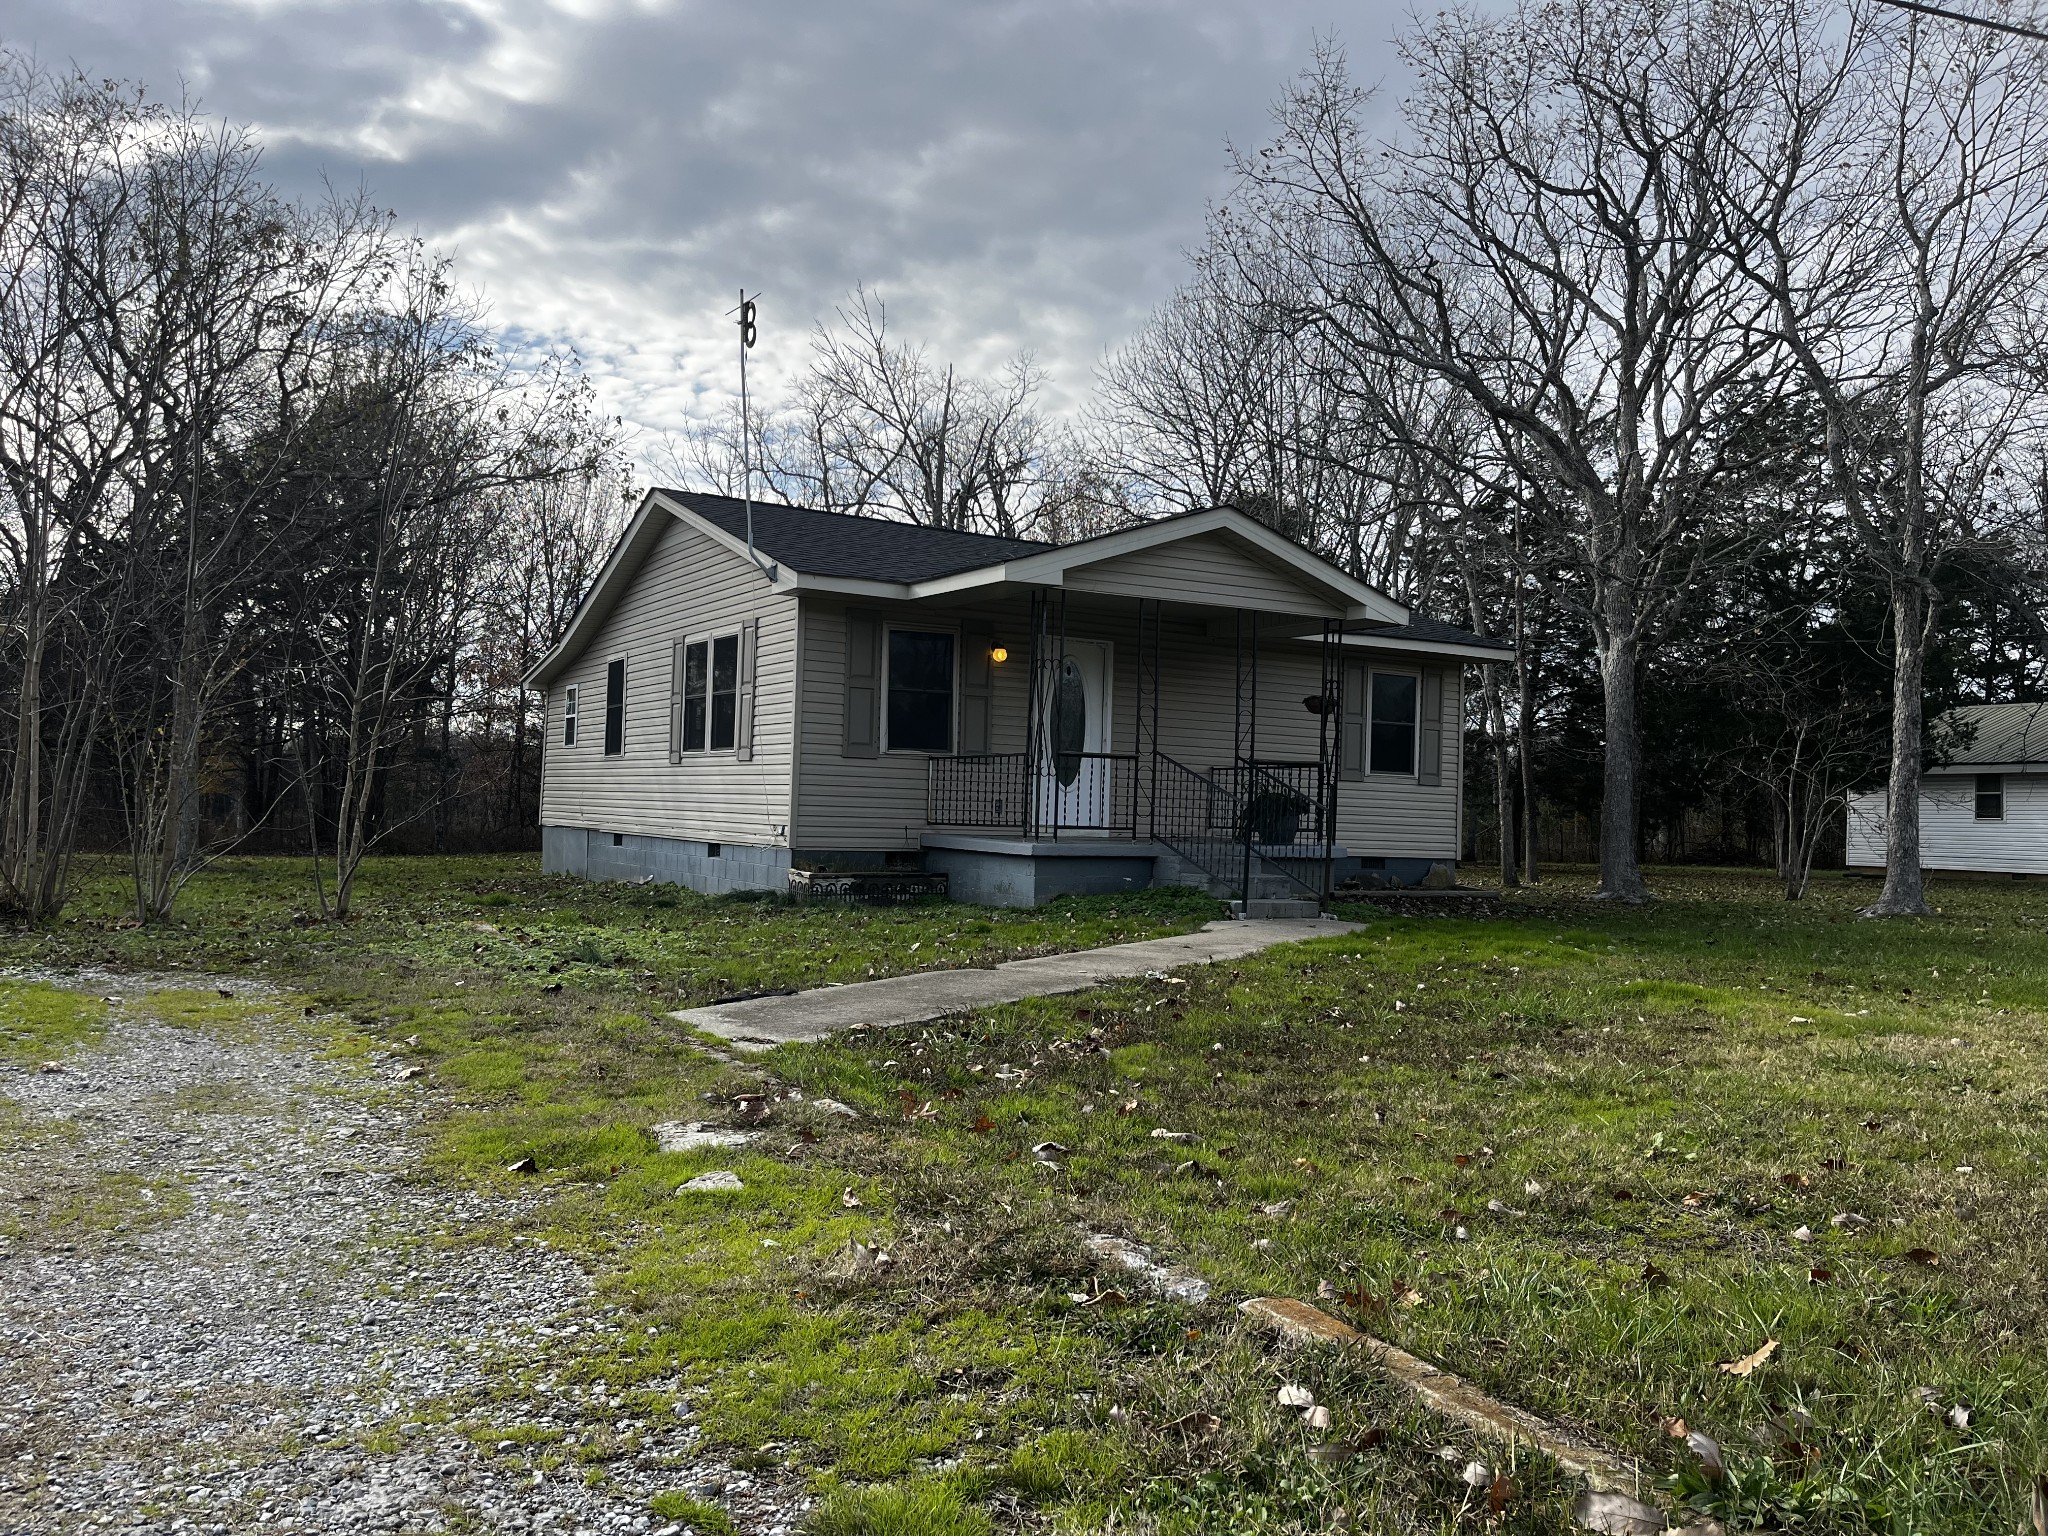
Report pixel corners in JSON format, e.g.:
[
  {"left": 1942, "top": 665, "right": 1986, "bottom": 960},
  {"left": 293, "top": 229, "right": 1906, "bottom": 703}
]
[
  {"left": 1517, "top": 655, "right": 1539, "bottom": 884},
  {"left": 1595, "top": 627, "right": 1649, "bottom": 902},
  {"left": 1866, "top": 580, "right": 1929, "bottom": 916},
  {"left": 1484, "top": 664, "right": 1518, "bottom": 888}
]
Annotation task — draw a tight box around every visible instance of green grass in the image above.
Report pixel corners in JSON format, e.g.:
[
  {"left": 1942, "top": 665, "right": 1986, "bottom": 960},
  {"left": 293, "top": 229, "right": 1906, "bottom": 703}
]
[
  {"left": 0, "top": 978, "right": 108, "bottom": 1063},
  {"left": 6, "top": 856, "right": 2046, "bottom": 1531}
]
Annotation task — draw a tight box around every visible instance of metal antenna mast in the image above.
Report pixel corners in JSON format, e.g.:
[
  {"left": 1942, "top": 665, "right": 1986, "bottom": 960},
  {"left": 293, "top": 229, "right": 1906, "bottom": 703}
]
[{"left": 734, "top": 289, "right": 760, "bottom": 565}]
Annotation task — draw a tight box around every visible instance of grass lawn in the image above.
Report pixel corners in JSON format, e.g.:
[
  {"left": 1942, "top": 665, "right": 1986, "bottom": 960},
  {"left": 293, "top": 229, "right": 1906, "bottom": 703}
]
[{"left": 6, "top": 855, "right": 2047, "bottom": 1533}]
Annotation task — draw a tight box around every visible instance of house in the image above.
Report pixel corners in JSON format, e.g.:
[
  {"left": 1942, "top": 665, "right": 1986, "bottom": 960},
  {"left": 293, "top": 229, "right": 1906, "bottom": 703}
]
[
  {"left": 523, "top": 489, "right": 1512, "bottom": 910},
  {"left": 1845, "top": 702, "right": 2048, "bottom": 877}
]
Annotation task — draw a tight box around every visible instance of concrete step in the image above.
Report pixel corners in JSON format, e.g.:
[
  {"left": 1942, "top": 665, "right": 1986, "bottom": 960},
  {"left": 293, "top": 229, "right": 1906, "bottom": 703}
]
[{"left": 1229, "top": 898, "right": 1322, "bottom": 920}]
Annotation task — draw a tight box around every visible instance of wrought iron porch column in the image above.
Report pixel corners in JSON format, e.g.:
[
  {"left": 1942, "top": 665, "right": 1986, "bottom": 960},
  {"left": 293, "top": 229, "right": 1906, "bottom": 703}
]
[
  {"left": 1235, "top": 608, "right": 1259, "bottom": 906},
  {"left": 1137, "top": 597, "right": 1160, "bottom": 839}
]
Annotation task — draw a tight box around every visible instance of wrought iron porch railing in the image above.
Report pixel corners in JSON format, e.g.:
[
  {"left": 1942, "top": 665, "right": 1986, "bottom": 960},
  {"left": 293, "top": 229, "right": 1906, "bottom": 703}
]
[
  {"left": 931, "top": 751, "right": 1328, "bottom": 902},
  {"left": 926, "top": 752, "right": 1031, "bottom": 830},
  {"left": 927, "top": 752, "right": 1139, "bottom": 838}
]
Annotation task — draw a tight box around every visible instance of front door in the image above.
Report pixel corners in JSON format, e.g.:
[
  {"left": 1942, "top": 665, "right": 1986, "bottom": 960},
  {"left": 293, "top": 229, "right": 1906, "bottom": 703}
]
[{"left": 1039, "top": 639, "right": 1113, "bottom": 830}]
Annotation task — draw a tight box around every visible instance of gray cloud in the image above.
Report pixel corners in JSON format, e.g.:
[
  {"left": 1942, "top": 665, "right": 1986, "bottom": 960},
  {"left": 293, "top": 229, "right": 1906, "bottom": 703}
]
[{"left": 6, "top": 0, "right": 1410, "bottom": 447}]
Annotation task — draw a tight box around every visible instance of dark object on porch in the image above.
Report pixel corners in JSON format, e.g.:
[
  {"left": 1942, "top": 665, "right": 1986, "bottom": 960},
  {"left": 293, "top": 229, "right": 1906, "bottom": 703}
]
[
  {"left": 787, "top": 869, "right": 949, "bottom": 906},
  {"left": 1241, "top": 785, "right": 1311, "bottom": 844}
]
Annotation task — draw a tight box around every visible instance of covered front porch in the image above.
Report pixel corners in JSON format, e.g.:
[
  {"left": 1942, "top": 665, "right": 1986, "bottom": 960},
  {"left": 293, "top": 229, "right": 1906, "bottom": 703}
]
[{"left": 923, "top": 591, "right": 1349, "bottom": 912}]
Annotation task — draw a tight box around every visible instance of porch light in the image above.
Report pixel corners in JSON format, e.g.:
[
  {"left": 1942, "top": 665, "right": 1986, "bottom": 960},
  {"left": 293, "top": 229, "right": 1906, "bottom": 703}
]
[{"left": 989, "top": 645, "right": 1009, "bottom": 664}]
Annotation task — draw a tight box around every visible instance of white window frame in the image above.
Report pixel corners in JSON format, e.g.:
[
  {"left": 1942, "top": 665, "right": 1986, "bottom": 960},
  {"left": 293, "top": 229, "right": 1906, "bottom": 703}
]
[
  {"left": 1367, "top": 667, "right": 1421, "bottom": 778},
  {"left": 562, "top": 684, "right": 578, "bottom": 747},
  {"left": 678, "top": 630, "right": 743, "bottom": 755},
  {"left": 883, "top": 624, "right": 960, "bottom": 755},
  {"left": 1975, "top": 773, "right": 2005, "bottom": 821}
]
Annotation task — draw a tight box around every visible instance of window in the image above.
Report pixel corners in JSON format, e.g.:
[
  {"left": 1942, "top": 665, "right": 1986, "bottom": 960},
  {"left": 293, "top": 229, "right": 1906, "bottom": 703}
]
[
  {"left": 604, "top": 659, "right": 626, "bottom": 755},
  {"left": 1976, "top": 773, "right": 2005, "bottom": 821},
  {"left": 1369, "top": 671, "right": 1418, "bottom": 775},
  {"left": 680, "top": 634, "right": 741, "bottom": 752},
  {"left": 563, "top": 685, "right": 578, "bottom": 746},
  {"left": 705, "top": 842, "right": 722, "bottom": 858},
  {"left": 887, "top": 629, "right": 955, "bottom": 753}
]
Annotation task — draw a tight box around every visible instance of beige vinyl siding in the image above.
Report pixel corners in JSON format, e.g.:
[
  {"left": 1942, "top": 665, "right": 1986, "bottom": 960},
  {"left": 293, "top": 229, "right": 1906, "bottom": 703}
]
[
  {"left": 793, "top": 596, "right": 1037, "bottom": 850},
  {"left": 1061, "top": 533, "right": 1345, "bottom": 617},
  {"left": 1846, "top": 772, "right": 2048, "bottom": 874},
  {"left": 792, "top": 591, "right": 1462, "bottom": 862},
  {"left": 541, "top": 517, "right": 794, "bottom": 843},
  {"left": 1333, "top": 663, "right": 1463, "bottom": 860}
]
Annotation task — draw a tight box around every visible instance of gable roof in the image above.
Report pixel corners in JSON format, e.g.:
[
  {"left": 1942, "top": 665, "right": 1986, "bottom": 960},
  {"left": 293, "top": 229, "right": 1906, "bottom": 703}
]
[
  {"left": 525, "top": 489, "right": 1496, "bottom": 687},
  {"left": 664, "top": 489, "right": 1048, "bottom": 582},
  {"left": 1934, "top": 702, "right": 2048, "bottom": 767}
]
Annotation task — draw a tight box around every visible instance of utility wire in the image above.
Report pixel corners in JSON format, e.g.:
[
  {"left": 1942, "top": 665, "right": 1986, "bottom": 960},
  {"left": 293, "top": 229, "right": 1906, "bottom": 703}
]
[{"left": 1873, "top": 0, "right": 2048, "bottom": 42}]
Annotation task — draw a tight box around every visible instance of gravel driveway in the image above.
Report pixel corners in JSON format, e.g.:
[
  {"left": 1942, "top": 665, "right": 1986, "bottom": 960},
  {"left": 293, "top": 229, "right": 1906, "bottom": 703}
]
[{"left": 0, "top": 975, "right": 805, "bottom": 1536}]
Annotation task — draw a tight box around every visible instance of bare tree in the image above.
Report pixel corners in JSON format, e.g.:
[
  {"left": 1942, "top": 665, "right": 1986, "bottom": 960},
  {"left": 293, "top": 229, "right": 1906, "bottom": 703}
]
[
  {"left": 1721, "top": 0, "right": 2048, "bottom": 913},
  {"left": 1225, "top": 17, "right": 1795, "bottom": 902}
]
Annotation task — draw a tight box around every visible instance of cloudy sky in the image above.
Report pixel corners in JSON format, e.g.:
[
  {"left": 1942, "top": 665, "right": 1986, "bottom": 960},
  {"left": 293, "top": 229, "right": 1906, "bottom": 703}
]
[{"left": 8, "top": 0, "right": 1409, "bottom": 451}]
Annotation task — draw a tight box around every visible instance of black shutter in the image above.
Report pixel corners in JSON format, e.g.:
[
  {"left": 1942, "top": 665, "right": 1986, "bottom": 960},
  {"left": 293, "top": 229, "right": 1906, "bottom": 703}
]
[{"left": 604, "top": 658, "right": 626, "bottom": 756}]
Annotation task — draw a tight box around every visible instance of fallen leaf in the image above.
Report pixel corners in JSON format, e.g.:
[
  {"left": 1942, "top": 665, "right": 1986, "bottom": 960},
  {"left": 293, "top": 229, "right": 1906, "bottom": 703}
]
[
  {"left": 1117, "top": 1099, "right": 1138, "bottom": 1115},
  {"left": 971, "top": 1113, "right": 995, "bottom": 1134},
  {"left": 1462, "top": 1459, "right": 1493, "bottom": 1488},
  {"left": 1294, "top": 1157, "right": 1321, "bottom": 1173},
  {"left": 1641, "top": 1262, "right": 1671, "bottom": 1289},
  {"left": 1073, "top": 1289, "right": 1130, "bottom": 1310},
  {"left": 1807, "top": 1266, "right": 1833, "bottom": 1285},
  {"left": 840, "top": 1187, "right": 863, "bottom": 1208},
  {"left": 505, "top": 1156, "right": 537, "bottom": 1175},
  {"left": 1611, "top": 1188, "right": 1635, "bottom": 1202},
  {"left": 1032, "top": 1140, "right": 1069, "bottom": 1161},
  {"left": 1791, "top": 1225, "right": 1815, "bottom": 1242},
  {"left": 1661, "top": 1416, "right": 1689, "bottom": 1438},
  {"left": 1305, "top": 1405, "right": 1332, "bottom": 1430},
  {"left": 1686, "top": 1430, "right": 1726, "bottom": 1475},
  {"left": 1780, "top": 1172, "right": 1810, "bottom": 1190},
  {"left": 1829, "top": 1212, "right": 1870, "bottom": 1231},
  {"left": 1453, "top": 1153, "right": 1472, "bottom": 1167},
  {"left": 1524, "top": 1178, "right": 1546, "bottom": 1196},
  {"left": 1277, "top": 1383, "right": 1316, "bottom": 1410},
  {"left": 1946, "top": 1403, "right": 1970, "bottom": 1430},
  {"left": 1573, "top": 1489, "right": 1664, "bottom": 1535},
  {"left": 1305, "top": 1442, "right": 1354, "bottom": 1464},
  {"left": 1681, "top": 1191, "right": 1716, "bottom": 1208},
  {"left": 1489, "top": 1471, "right": 1516, "bottom": 1515},
  {"left": 1151, "top": 1127, "right": 1194, "bottom": 1141},
  {"left": 1160, "top": 1410, "right": 1221, "bottom": 1438},
  {"left": 1904, "top": 1247, "right": 1941, "bottom": 1267},
  {"left": 1393, "top": 1282, "right": 1424, "bottom": 1308},
  {"left": 1718, "top": 1339, "right": 1779, "bottom": 1377}
]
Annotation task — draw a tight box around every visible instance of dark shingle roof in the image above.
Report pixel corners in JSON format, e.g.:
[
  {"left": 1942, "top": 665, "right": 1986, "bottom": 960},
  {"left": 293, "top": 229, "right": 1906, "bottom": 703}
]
[
  {"left": 661, "top": 489, "right": 1048, "bottom": 583},
  {"left": 1351, "top": 615, "right": 1513, "bottom": 653},
  {"left": 1936, "top": 702, "right": 2048, "bottom": 765}
]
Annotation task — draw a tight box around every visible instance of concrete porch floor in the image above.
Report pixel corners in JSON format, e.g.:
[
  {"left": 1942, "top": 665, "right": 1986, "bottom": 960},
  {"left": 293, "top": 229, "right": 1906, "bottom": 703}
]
[{"left": 672, "top": 916, "right": 1361, "bottom": 1051}]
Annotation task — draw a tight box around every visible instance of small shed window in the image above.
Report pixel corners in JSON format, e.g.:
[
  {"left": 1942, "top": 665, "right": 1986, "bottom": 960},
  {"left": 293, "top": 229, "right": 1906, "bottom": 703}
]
[
  {"left": 603, "top": 659, "right": 626, "bottom": 755},
  {"left": 887, "top": 630, "right": 955, "bottom": 753},
  {"left": 680, "top": 634, "right": 740, "bottom": 753},
  {"left": 1369, "top": 672, "right": 1418, "bottom": 775},
  {"left": 1976, "top": 773, "right": 2005, "bottom": 821},
  {"left": 563, "top": 685, "right": 578, "bottom": 746}
]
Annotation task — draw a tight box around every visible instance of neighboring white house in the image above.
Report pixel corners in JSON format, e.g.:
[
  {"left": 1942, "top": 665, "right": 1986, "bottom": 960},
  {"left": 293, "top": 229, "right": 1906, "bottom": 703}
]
[
  {"left": 523, "top": 490, "right": 1511, "bottom": 908},
  {"left": 1846, "top": 702, "right": 2048, "bottom": 876}
]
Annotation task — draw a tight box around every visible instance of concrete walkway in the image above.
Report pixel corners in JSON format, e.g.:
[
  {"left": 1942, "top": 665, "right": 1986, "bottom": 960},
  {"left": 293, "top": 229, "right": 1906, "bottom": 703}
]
[{"left": 674, "top": 917, "right": 1361, "bottom": 1051}]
